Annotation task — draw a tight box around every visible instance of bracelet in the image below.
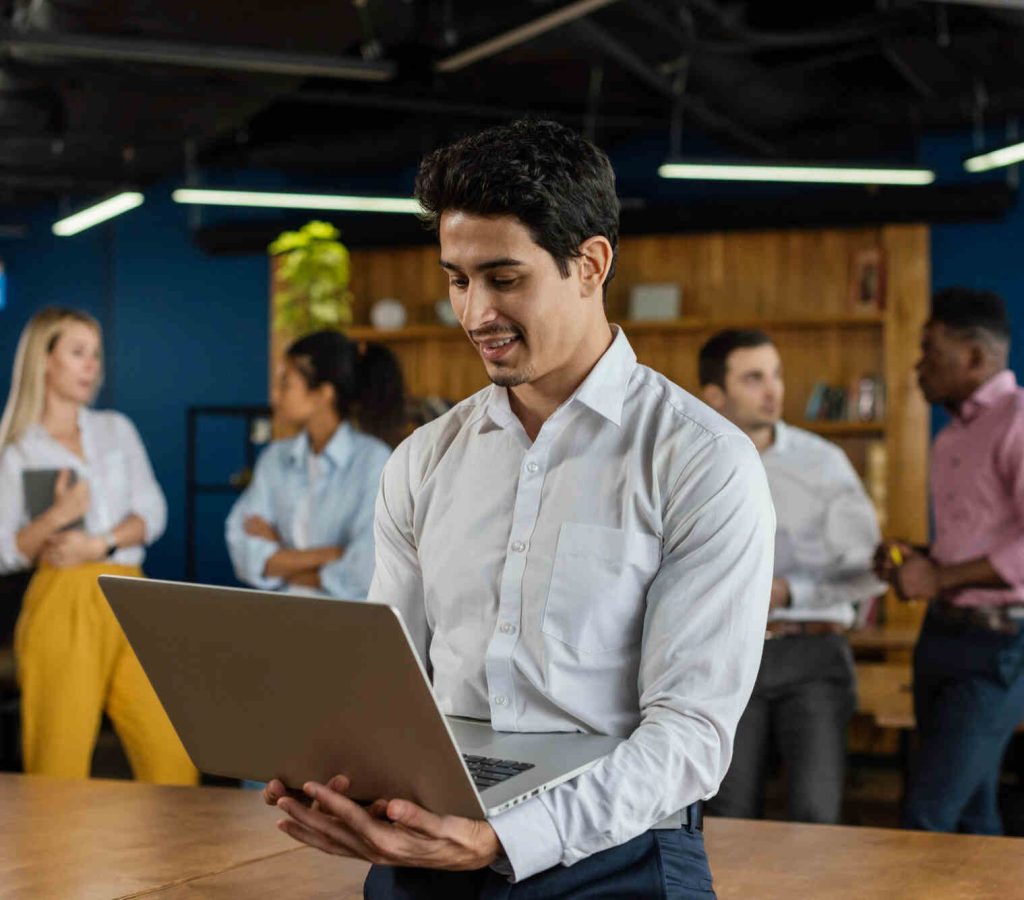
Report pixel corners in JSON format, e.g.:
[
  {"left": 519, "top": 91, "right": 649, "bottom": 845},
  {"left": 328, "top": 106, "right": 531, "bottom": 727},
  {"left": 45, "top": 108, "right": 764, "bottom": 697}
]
[{"left": 101, "top": 531, "right": 118, "bottom": 558}]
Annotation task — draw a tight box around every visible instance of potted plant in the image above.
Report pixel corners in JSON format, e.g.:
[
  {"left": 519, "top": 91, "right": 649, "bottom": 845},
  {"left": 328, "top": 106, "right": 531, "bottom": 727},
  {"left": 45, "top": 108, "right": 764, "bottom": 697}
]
[{"left": 269, "top": 220, "right": 354, "bottom": 334}]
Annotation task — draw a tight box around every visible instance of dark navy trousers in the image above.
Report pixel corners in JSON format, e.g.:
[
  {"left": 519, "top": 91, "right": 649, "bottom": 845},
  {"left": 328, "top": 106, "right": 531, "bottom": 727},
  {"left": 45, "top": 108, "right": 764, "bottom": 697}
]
[
  {"left": 903, "top": 608, "right": 1024, "bottom": 834},
  {"left": 363, "top": 827, "right": 715, "bottom": 899}
]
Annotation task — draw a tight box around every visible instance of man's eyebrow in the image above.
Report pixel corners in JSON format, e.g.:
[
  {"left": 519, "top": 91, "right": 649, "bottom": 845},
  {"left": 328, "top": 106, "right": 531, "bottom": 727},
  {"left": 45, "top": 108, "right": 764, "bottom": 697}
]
[{"left": 439, "top": 257, "right": 526, "bottom": 272}]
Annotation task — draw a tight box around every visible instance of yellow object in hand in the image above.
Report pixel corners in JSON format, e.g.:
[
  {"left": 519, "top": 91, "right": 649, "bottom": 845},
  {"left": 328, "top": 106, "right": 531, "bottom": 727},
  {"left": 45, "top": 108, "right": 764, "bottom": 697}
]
[{"left": 890, "top": 546, "right": 904, "bottom": 566}]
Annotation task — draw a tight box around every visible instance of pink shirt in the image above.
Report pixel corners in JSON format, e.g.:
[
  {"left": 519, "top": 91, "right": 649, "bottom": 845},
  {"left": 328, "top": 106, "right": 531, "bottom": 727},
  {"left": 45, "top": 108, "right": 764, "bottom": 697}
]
[{"left": 931, "top": 369, "right": 1024, "bottom": 608}]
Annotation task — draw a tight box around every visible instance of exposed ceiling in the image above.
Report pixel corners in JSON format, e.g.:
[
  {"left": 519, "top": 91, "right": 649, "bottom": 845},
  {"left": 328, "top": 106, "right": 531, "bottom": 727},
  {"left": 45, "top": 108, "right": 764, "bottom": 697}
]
[{"left": 3, "top": 0, "right": 1024, "bottom": 213}]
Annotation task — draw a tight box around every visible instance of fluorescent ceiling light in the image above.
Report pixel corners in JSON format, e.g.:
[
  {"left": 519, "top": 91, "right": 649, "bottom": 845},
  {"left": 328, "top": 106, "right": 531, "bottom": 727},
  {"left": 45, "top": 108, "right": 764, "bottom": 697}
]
[
  {"left": 963, "top": 141, "right": 1024, "bottom": 173},
  {"left": 658, "top": 162, "right": 935, "bottom": 186},
  {"left": 52, "top": 191, "right": 144, "bottom": 236},
  {"left": 171, "top": 188, "right": 421, "bottom": 214}
]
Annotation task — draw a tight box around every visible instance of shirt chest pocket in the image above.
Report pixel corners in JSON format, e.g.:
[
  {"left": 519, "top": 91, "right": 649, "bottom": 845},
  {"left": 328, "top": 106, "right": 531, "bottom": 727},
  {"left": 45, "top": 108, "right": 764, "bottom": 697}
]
[{"left": 542, "top": 523, "right": 661, "bottom": 654}]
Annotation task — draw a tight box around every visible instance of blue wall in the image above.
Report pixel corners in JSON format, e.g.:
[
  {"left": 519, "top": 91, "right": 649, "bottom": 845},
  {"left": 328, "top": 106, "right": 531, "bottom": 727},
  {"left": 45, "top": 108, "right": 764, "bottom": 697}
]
[
  {"left": 1, "top": 130, "right": 1021, "bottom": 580},
  {"left": 0, "top": 186, "right": 270, "bottom": 584}
]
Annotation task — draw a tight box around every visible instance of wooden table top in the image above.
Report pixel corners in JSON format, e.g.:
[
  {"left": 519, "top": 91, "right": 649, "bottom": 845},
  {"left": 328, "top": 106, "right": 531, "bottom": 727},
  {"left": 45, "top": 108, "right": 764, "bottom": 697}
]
[{"left": 4, "top": 774, "right": 1023, "bottom": 899}]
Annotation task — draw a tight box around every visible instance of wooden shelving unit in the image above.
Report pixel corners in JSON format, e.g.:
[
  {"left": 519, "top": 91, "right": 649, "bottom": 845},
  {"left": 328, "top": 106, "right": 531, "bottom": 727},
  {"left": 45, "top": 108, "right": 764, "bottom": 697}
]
[{"left": 272, "top": 225, "right": 930, "bottom": 627}]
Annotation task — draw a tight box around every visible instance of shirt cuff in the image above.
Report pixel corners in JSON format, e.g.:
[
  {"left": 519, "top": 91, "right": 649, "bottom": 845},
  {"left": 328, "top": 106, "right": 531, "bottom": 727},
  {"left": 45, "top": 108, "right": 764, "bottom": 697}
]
[
  {"left": 238, "top": 538, "right": 285, "bottom": 591},
  {"left": 785, "top": 573, "right": 817, "bottom": 609},
  {"left": 488, "top": 797, "right": 564, "bottom": 883},
  {"left": 0, "top": 531, "right": 30, "bottom": 575}
]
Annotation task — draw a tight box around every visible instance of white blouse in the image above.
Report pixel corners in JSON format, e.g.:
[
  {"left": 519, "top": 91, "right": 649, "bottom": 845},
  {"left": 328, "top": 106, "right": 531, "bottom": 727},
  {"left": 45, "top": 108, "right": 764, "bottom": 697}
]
[{"left": 0, "top": 407, "right": 167, "bottom": 573}]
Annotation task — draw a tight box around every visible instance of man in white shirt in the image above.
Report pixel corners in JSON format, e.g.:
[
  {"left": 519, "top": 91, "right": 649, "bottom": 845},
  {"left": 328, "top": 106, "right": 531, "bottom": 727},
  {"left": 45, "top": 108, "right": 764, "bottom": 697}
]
[
  {"left": 699, "top": 329, "right": 885, "bottom": 825},
  {"left": 265, "top": 120, "right": 775, "bottom": 897}
]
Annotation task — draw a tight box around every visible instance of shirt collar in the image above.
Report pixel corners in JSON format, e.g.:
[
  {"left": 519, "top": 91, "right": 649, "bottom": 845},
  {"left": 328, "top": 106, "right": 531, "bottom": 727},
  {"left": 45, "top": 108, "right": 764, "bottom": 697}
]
[
  {"left": 766, "top": 420, "right": 789, "bottom": 455},
  {"left": 483, "top": 325, "right": 637, "bottom": 431},
  {"left": 958, "top": 370, "right": 1018, "bottom": 423},
  {"left": 288, "top": 421, "right": 356, "bottom": 469}
]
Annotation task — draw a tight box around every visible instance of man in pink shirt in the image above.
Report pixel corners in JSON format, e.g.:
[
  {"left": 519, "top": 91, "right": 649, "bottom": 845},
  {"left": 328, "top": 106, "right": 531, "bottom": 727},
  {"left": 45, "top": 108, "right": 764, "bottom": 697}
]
[{"left": 877, "top": 287, "right": 1024, "bottom": 835}]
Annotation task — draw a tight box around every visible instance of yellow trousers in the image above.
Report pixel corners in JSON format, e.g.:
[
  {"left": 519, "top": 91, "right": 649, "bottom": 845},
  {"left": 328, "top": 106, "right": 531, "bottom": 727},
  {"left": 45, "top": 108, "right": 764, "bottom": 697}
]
[{"left": 15, "top": 562, "right": 197, "bottom": 784}]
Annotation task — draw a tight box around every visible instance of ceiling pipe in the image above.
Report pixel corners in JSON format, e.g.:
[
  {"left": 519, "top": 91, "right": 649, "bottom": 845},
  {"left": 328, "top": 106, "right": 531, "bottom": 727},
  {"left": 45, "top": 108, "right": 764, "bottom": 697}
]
[
  {"left": 435, "top": 0, "right": 622, "bottom": 73},
  {"left": 0, "top": 27, "right": 396, "bottom": 81},
  {"left": 287, "top": 88, "right": 667, "bottom": 129},
  {"left": 569, "top": 17, "right": 774, "bottom": 155}
]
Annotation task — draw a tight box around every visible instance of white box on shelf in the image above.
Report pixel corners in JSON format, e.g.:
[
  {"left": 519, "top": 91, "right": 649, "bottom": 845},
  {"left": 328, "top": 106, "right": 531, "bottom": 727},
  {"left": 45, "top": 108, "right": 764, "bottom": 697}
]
[{"left": 629, "top": 283, "right": 681, "bottom": 321}]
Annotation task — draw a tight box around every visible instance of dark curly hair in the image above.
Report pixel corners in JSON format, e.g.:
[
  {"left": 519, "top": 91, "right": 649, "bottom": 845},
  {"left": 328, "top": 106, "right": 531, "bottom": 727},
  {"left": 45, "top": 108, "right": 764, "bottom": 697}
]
[
  {"left": 414, "top": 119, "right": 620, "bottom": 296},
  {"left": 931, "top": 287, "right": 1011, "bottom": 345}
]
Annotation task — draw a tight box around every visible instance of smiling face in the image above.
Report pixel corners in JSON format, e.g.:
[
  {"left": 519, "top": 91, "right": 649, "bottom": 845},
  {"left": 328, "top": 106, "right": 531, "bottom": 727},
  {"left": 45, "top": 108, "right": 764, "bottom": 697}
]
[
  {"left": 45, "top": 321, "right": 102, "bottom": 406},
  {"left": 439, "top": 211, "right": 610, "bottom": 393}
]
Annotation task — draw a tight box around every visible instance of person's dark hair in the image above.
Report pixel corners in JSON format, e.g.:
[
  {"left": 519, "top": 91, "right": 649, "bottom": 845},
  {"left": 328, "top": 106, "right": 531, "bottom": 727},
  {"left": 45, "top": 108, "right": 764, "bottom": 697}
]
[
  {"left": 414, "top": 119, "right": 620, "bottom": 296},
  {"left": 286, "top": 330, "right": 406, "bottom": 447},
  {"left": 931, "top": 287, "right": 1011, "bottom": 347},
  {"left": 698, "top": 329, "right": 775, "bottom": 388}
]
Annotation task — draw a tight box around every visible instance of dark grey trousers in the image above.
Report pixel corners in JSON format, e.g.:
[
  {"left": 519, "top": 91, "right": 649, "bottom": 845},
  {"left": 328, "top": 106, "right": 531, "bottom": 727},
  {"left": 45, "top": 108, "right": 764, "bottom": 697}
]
[{"left": 706, "top": 633, "right": 856, "bottom": 824}]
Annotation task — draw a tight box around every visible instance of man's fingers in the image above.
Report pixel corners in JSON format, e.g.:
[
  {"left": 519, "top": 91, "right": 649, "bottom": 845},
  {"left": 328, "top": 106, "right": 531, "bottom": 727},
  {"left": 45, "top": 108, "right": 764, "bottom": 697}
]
[
  {"left": 276, "top": 817, "right": 362, "bottom": 858},
  {"left": 386, "top": 799, "right": 446, "bottom": 837},
  {"left": 278, "top": 795, "right": 379, "bottom": 858}
]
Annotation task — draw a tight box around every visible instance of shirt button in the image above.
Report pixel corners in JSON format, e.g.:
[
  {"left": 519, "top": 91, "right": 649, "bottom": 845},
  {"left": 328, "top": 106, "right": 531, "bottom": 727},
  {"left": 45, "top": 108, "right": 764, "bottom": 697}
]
[
  {"left": 511, "top": 540, "right": 527, "bottom": 553},
  {"left": 493, "top": 695, "right": 509, "bottom": 707},
  {"left": 526, "top": 462, "right": 539, "bottom": 474},
  {"left": 500, "top": 621, "right": 516, "bottom": 635}
]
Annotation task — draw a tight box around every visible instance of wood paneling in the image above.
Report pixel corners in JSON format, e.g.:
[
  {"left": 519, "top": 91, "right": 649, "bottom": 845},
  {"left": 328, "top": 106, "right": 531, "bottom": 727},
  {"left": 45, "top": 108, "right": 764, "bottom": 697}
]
[{"left": 270, "top": 225, "right": 931, "bottom": 625}]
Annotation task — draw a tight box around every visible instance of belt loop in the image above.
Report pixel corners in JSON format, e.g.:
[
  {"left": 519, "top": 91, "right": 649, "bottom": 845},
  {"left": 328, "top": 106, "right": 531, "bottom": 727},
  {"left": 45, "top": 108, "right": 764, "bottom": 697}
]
[{"left": 686, "top": 800, "right": 704, "bottom": 833}]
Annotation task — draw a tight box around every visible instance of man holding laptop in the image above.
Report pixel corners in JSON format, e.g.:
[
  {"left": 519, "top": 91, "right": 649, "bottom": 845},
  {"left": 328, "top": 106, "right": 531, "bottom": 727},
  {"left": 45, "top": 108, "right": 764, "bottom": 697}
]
[{"left": 265, "top": 120, "right": 775, "bottom": 897}]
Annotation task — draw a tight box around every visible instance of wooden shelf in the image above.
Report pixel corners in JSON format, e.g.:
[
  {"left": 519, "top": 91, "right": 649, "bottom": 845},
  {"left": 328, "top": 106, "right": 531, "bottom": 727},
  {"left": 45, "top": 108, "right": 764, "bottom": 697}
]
[
  {"left": 345, "top": 314, "right": 885, "bottom": 342},
  {"left": 801, "top": 421, "right": 887, "bottom": 436}
]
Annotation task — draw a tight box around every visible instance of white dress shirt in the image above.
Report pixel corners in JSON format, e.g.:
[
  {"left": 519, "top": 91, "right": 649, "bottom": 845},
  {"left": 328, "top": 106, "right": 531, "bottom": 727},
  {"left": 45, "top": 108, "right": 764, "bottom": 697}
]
[
  {"left": 0, "top": 407, "right": 167, "bottom": 573},
  {"left": 368, "top": 327, "right": 775, "bottom": 881},
  {"left": 761, "top": 422, "right": 886, "bottom": 628}
]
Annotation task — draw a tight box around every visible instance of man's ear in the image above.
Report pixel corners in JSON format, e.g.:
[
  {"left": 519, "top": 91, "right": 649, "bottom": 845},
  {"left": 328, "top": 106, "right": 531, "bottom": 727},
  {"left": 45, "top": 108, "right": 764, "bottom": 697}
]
[
  {"left": 577, "top": 236, "right": 614, "bottom": 299},
  {"left": 702, "top": 383, "right": 726, "bottom": 411}
]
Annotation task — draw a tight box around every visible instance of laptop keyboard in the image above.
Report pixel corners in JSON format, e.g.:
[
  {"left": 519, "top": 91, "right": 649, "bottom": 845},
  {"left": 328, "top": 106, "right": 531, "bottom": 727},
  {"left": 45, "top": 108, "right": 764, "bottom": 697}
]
[{"left": 462, "top": 754, "right": 535, "bottom": 791}]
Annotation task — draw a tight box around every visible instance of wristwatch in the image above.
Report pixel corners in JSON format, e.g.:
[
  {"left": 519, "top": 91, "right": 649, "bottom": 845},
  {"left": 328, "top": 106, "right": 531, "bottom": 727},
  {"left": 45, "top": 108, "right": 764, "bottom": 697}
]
[{"left": 101, "top": 531, "right": 118, "bottom": 558}]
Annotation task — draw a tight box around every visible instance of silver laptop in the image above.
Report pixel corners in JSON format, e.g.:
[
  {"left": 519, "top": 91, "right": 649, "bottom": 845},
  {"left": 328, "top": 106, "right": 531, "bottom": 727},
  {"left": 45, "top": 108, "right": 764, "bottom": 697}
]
[{"left": 98, "top": 575, "right": 622, "bottom": 819}]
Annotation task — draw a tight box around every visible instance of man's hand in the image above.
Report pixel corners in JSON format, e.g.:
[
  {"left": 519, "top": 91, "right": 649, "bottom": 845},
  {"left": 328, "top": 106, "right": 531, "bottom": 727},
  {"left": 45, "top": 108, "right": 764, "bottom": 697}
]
[
  {"left": 266, "top": 776, "right": 501, "bottom": 871},
  {"left": 873, "top": 540, "right": 915, "bottom": 583},
  {"left": 895, "top": 554, "right": 942, "bottom": 602},
  {"left": 769, "top": 577, "right": 791, "bottom": 610},
  {"left": 41, "top": 530, "right": 105, "bottom": 568},
  {"left": 244, "top": 515, "right": 280, "bottom": 543}
]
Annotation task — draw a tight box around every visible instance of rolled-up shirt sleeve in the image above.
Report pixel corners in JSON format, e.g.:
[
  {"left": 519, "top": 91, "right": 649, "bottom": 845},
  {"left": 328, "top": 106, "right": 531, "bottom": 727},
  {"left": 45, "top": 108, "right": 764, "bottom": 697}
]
[
  {"left": 225, "top": 449, "right": 285, "bottom": 590},
  {"left": 320, "top": 445, "right": 390, "bottom": 600},
  {"left": 490, "top": 433, "right": 775, "bottom": 882},
  {"left": 786, "top": 450, "right": 886, "bottom": 611},
  {"left": 117, "top": 414, "right": 166, "bottom": 544},
  {"left": 0, "top": 448, "right": 30, "bottom": 574}
]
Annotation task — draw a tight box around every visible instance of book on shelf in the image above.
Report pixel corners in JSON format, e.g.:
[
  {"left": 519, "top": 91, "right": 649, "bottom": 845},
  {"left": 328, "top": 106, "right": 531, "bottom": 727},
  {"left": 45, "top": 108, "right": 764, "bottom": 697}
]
[{"left": 803, "top": 375, "right": 885, "bottom": 423}]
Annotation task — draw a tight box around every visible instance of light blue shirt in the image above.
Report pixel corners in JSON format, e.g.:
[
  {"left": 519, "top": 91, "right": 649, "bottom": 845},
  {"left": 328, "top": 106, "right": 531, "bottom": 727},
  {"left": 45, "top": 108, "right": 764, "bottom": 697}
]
[{"left": 225, "top": 422, "right": 391, "bottom": 599}]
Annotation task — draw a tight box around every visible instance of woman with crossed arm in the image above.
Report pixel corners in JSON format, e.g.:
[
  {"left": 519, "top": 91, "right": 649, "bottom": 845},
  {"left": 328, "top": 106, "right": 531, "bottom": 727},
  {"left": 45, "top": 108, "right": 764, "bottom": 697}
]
[{"left": 226, "top": 330, "right": 404, "bottom": 598}]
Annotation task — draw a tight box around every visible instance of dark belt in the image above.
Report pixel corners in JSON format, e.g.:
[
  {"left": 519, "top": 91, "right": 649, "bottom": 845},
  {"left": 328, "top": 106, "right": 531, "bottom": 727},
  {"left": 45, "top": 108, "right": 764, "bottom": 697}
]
[
  {"left": 765, "top": 620, "right": 846, "bottom": 640},
  {"left": 928, "top": 603, "right": 1023, "bottom": 635}
]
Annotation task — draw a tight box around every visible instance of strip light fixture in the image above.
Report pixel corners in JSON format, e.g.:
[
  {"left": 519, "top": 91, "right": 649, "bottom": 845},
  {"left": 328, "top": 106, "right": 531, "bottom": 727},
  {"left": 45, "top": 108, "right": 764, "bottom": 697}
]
[
  {"left": 171, "top": 188, "right": 421, "bottom": 214},
  {"left": 52, "top": 191, "right": 145, "bottom": 236},
  {"left": 657, "top": 161, "right": 936, "bottom": 186},
  {"left": 963, "top": 141, "right": 1024, "bottom": 173}
]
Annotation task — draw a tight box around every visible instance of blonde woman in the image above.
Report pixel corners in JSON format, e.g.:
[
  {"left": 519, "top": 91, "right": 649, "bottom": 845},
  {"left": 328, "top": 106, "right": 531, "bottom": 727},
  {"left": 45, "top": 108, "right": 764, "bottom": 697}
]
[{"left": 0, "top": 308, "right": 196, "bottom": 784}]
